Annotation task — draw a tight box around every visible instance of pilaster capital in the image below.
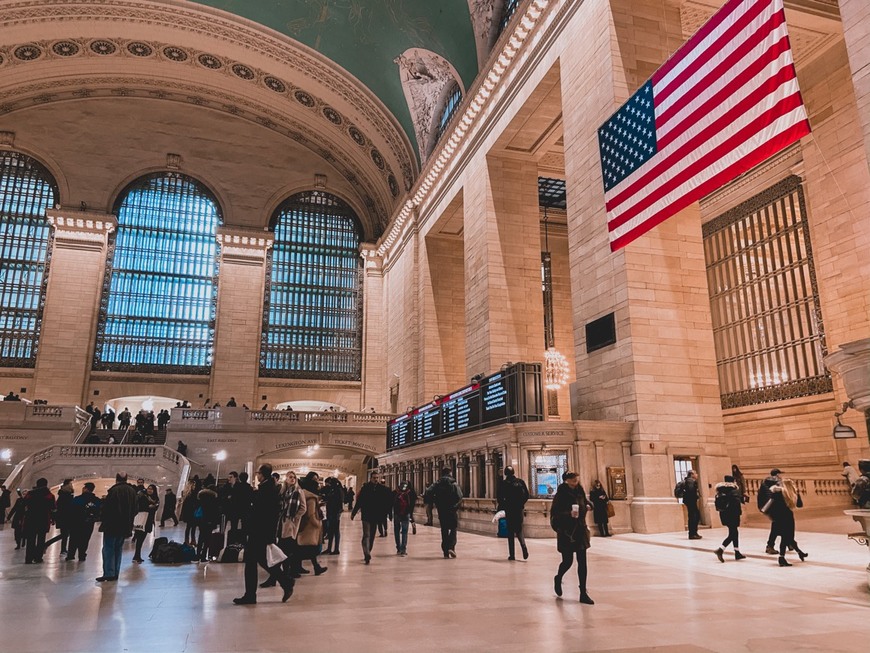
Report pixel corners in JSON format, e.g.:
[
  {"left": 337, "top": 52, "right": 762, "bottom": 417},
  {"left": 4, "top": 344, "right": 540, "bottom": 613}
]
[
  {"left": 217, "top": 227, "right": 273, "bottom": 264},
  {"left": 46, "top": 209, "right": 115, "bottom": 249},
  {"left": 360, "top": 244, "right": 384, "bottom": 273}
]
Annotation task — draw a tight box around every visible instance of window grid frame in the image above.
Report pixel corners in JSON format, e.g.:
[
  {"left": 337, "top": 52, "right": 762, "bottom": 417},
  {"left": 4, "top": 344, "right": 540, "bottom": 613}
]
[
  {"left": 92, "top": 172, "right": 222, "bottom": 375},
  {"left": 0, "top": 152, "right": 58, "bottom": 368},
  {"left": 260, "top": 191, "right": 364, "bottom": 381},
  {"left": 702, "top": 176, "right": 831, "bottom": 409},
  {"left": 434, "top": 84, "right": 463, "bottom": 146}
]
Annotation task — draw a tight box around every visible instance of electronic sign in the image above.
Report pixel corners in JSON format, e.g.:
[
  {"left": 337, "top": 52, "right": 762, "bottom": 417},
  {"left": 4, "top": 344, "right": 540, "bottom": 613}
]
[{"left": 386, "top": 362, "right": 543, "bottom": 450}]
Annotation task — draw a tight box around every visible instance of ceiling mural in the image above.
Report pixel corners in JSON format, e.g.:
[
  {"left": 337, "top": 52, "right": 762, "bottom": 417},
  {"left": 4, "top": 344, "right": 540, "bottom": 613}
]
[{"left": 192, "top": 0, "right": 480, "bottom": 154}]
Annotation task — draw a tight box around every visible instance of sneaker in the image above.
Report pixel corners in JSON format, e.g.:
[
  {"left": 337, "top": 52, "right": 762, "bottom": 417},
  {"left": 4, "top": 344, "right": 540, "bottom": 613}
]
[{"left": 447, "top": 549, "right": 456, "bottom": 558}]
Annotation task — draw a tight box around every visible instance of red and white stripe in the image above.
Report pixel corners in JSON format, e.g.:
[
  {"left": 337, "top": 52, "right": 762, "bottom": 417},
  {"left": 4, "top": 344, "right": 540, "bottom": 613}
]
[{"left": 605, "top": 0, "right": 810, "bottom": 252}]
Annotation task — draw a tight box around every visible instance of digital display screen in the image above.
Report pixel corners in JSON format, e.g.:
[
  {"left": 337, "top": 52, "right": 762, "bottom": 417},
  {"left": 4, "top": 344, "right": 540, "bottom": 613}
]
[{"left": 386, "top": 363, "right": 543, "bottom": 450}]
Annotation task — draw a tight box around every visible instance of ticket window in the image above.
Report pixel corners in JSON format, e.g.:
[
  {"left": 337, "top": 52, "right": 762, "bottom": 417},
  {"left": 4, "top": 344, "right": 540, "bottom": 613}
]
[
  {"left": 673, "top": 455, "right": 699, "bottom": 504},
  {"left": 529, "top": 450, "right": 568, "bottom": 499}
]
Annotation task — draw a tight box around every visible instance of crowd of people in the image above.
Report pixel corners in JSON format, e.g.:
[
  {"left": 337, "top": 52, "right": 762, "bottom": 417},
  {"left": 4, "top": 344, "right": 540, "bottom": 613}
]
[{"left": 3, "top": 460, "right": 869, "bottom": 607}]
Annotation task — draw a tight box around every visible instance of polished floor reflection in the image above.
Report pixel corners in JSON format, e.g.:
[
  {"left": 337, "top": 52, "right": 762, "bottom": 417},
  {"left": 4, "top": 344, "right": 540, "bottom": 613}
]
[{"left": 0, "top": 511, "right": 867, "bottom": 653}]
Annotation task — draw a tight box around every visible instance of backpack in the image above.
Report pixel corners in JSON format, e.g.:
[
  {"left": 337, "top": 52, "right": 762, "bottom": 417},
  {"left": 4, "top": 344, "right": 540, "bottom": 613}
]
[
  {"left": 219, "top": 543, "right": 245, "bottom": 563},
  {"left": 714, "top": 492, "right": 731, "bottom": 512},
  {"left": 674, "top": 481, "right": 686, "bottom": 499}
]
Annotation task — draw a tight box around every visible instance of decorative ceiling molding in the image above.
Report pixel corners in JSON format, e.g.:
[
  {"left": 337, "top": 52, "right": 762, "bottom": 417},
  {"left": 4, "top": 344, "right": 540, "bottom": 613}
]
[
  {"left": 395, "top": 48, "right": 465, "bottom": 160},
  {"left": 0, "top": 0, "right": 418, "bottom": 200},
  {"left": 467, "top": 0, "right": 498, "bottom": 68}
]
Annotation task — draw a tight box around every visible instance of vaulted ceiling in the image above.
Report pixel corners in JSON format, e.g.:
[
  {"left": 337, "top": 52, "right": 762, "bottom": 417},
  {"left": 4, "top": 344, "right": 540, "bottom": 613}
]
[{"left": 192, "top": 1, "right": 480, "bottom": 148}]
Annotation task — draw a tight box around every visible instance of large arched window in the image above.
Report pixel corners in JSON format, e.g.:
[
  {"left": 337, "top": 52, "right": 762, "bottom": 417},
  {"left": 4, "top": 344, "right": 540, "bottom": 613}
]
[
  {"left": 499, "top": 0, "right": 521, "bottom": 36},
  {"left": 94, "top": 172, "right": 221, "bottom": 373},
  {"left": 261, "top": 191, "right": 363, "bottom": 380},
  {"left": 0, "top": 151, "right": 57, "bottom": 367}
]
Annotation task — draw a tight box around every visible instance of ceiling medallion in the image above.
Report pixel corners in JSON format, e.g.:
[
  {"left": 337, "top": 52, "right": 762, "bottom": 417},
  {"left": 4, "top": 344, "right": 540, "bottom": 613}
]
[
  {"left": 127, "top": 42, "right": 153, "bottom": 57},
  {"left": 348, "top": 126, "right": 366, "bottom": 147},
  {"left": 322, "top": 106, "right": 343, "bottom": 125},
  {"left": 231, "top": 64, "right": 256, "bottom": 81},
  {"left": 52, "top": 41, "right": 80, "bottom": 57},
  {"left": 263, "top": 76, "right": 286, "bottom": 93},
  {"left": 197, "top": 53, "right": 222, "bottom": 70},
  {"left": 163, "top": 46, "right": 189, "bottom": 62},
  {"left": 14, "top": 45, "right": 43, "bottom": 61},
  {"left": 370, "top": 149, "right": 385, "bottom": 170},
  {"left": 90, "top": 40, "right": 116, "bottom": 56},
  {"left": 293, "top": 90, "right": 315, "bottom": 108},
  {"left": 388, "top": 175, "right": 399, "bottom": 198}
]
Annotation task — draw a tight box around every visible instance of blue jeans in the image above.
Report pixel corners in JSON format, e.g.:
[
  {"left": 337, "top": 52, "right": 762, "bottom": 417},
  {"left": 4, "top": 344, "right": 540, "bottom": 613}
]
[
  {"left": 393, "top": 516, "right": 410, "bottom": 553},
  {"left": 102, "top": 534, "right": 125, "bottom": 578}
]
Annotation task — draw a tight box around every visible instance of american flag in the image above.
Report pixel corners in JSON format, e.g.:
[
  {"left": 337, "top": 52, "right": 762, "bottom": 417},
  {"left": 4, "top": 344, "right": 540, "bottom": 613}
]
[{"left": 598, "top": 0, "right": 810, "bottom": 252}]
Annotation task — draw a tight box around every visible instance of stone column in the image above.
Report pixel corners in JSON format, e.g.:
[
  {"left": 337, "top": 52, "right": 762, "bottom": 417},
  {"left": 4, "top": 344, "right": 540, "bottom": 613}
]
[
  {"left": 469, "top": 454, "right": 480, "bottom": 499},
  {"left": 208, "top": 230, "right": 272, "bottom": 409},
  {"left": 361, "top": 245, "right": 386, "bottom": 411},
  {"left": 484, "top": 453, "right": 494, "bottom": 499},
  {"left": 840, "top": 0, "right": 870, "bottom": 170},
  {"left": 32, "top": 210, "right": 115, "bottom": 404},
  {"left": 561, "top": 0, "right": 730, "bottom": 533},
  {"left": 463, "top": 154, "right": 545, "bottom": 377}
]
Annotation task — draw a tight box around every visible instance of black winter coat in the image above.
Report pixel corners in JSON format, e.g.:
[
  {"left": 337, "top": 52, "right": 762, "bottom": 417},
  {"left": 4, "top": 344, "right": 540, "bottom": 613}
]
[
  {"left": 246, "top": 477, "right": 281, "bottom": 546},
  {"left": 100, "top": 482, "right": 138, "bottom": 537},
  {"left": 589, "top": 487, "right": 610, "bottom": 524},
  {"left": 352, "top": 482, "right": 393, "bottom": 522},
  {"left": 551, "top": 482, "right": 591, "bottom": 553},
  {"left": 715, "top": 481, "right": 742, "bottom": 527}
]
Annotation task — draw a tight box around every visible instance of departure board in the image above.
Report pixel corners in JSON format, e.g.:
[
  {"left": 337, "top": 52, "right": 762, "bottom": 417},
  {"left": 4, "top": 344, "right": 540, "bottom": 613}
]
[{"left": 386, "top": 362, "right": 543, "bottom": 450}]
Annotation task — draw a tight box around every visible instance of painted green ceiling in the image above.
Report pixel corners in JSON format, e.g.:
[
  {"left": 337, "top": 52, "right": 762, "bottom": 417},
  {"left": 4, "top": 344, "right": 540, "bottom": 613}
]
[{"left": 193, "top": 1, "right": 479, "bottom": 155}]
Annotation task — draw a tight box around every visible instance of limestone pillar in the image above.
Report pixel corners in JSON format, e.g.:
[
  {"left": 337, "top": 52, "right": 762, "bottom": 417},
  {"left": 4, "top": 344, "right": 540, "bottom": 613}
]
[
  {"left": 32, "top": 210, "right": 115, "bottom": 404},
  {"left": 561, "top": 0, "right": 730, "bottom": 533},
  {"left": 208, "top": 230, "right": 272, "bottom": 408},
  {"left": 469, "top": 454, "right": 479, "bottom": 499},
  {"left": 361, "top": 245, "right": 386, "bottom": 410},
  {"left": 463, "top": 154, "right": 545, "bottom": 378},
  {"left": 840, "top": 0, "right": 870, "bottom": 171}
]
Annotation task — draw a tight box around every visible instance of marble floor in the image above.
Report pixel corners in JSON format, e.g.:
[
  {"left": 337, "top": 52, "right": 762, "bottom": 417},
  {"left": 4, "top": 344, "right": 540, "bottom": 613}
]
[{"left": 0, "top": 512, "right": 868, "bottom": 653}]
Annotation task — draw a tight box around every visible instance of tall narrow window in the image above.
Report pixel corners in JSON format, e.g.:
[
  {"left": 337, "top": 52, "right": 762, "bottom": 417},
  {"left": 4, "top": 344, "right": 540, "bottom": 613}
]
[
  {"left": 499, "top": 0, "right": 521, "bottom": 35},
  {"left": 261, "top": 191, "right": 362, "bottom": 380},
  {"left": 703, "top": 176, "right": 831, "bottom": 408},
  {"left": 434, "top": 84, "right": 462, "bottom": 145},
  {"left": 0, "top": 152, "right": 57, "bottom": 367},
  {"left": 94, "top": 173, "right": 221, "bottom": 373}
]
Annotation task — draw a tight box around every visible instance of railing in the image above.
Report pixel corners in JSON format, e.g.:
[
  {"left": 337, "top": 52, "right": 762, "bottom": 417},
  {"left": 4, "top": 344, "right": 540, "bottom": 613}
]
[
  {"left": 177, "top": 408, "right": 393, "bottom": 425},
  {"left": 29, "top": 405, "right": 64, "bottom": 418},
  {"left": 745, "top": 476, "right": 852, "bottom": 501}
]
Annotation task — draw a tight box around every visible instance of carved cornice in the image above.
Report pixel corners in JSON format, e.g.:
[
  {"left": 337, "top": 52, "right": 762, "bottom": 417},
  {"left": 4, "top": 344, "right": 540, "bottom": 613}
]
[
  {"left": 0, "top": 0, "right": 417, "bottom": 186},
  {"left": 217, "top": 229, "right": 273, "bottom": 264},
  {"left": 46, "top": 209, "right": 115, "bottom": 249}
]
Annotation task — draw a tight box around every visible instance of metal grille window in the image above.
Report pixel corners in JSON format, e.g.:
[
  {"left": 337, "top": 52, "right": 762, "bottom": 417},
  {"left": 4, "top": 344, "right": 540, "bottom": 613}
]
[
  {"left": 93, "top": 173, "right": 221, "bottom": 373},
  {"left": 0, "top": 152, "right": 57, "bottom": 367},
  {"left": 261, "top": 191, "right": 362, "bottom": 380},
  {"left": 703, "top": 176, "right": 830, "bottom": 409},
  {"left": 435, "top": 84, "right": 462, "bottom": 145}
]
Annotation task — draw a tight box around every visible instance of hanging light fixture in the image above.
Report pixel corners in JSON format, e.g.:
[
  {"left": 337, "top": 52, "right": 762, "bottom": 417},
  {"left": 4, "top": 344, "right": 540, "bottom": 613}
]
[{"left": 545, "top": 347, "right": 569, "bottom": 390}]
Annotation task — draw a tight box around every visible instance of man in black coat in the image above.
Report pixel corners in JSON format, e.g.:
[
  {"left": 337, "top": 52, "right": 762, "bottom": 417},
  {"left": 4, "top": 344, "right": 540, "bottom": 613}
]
[
  {"left": 351, "top": 470, "right": 393, "bottom": 564},
  {"left": 66, "top": 482, "right": 101, "bottom": 561},
  {"left": 683, "top": 470, "right": 702, "bottom": 540},
  {"left": 23, "top": 478, "right": 56, "bottom": 564},
  {"left": 233, "top": 464, "right": 293, "bottom": 605},
  {"left": 429, "top": 468, "right": 463, "bottom": 558},
  {"left": 497, "top": 466, "right": 530, "bottom": 560},
  {"left": 159, "top": 488, "right": 178, "bottom": 527},
  {"left": 97, "top": 472, "right": 138, "bottom": 582}
]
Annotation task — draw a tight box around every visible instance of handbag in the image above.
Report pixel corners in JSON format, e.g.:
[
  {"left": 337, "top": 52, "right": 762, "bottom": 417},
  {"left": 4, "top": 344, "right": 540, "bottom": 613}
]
[
  {"left": 606, "top": 502, "right": 616, "bottom": 519},
  {"left": 132, "top": 512, "right": 148, "bottom": 531},
  {"left": 266, "top": 543, "right": 287, "bottom": 567}
]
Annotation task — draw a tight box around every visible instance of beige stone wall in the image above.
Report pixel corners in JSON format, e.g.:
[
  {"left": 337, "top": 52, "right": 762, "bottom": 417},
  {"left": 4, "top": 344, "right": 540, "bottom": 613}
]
[
  {"left": 361, "top": 249, "right": 387, "bottom": 411},
  {"left": 32, "top": 224, "right": 110, "bottom": 405},
  {"left": 209, "top": 255, "right": 267, "bottom": 408},
  {"left": 462, "top": 154, "right": 545, "bottom": 379},
  {"left": 840, "top": 0, "right": 870, "bottom": 169},
  {"left": 547, "top": 230, "right": 575, "bottom": 418},
  {"left": 420, "top": 233, "right": 466, "bottom": 396},
  {"left": 382, "top": 230, "right": 420, "bottom": 411}
]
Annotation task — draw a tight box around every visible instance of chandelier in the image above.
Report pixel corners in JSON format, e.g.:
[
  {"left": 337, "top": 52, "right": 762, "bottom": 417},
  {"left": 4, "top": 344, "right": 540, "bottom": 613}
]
[{"left": 544, "top": 347, "right": 569, "bottom": 390}]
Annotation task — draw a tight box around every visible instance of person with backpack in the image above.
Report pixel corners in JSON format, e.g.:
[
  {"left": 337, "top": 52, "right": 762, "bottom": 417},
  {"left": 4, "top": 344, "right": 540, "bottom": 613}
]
[
  {"left": 66, "top": 482, "right": 101, "bottom": 561},
  {"left": 392, "top": 480, "right": 417, "bottom": 556},
  {"left": 713, "top": 475, "right": 745, "bottom": 562},
  {"left": 497, "top": 466, "right": 530, "bottom": 560},
  {"left": 430, "top": 468, "right": 463, "bottom": 559}
]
